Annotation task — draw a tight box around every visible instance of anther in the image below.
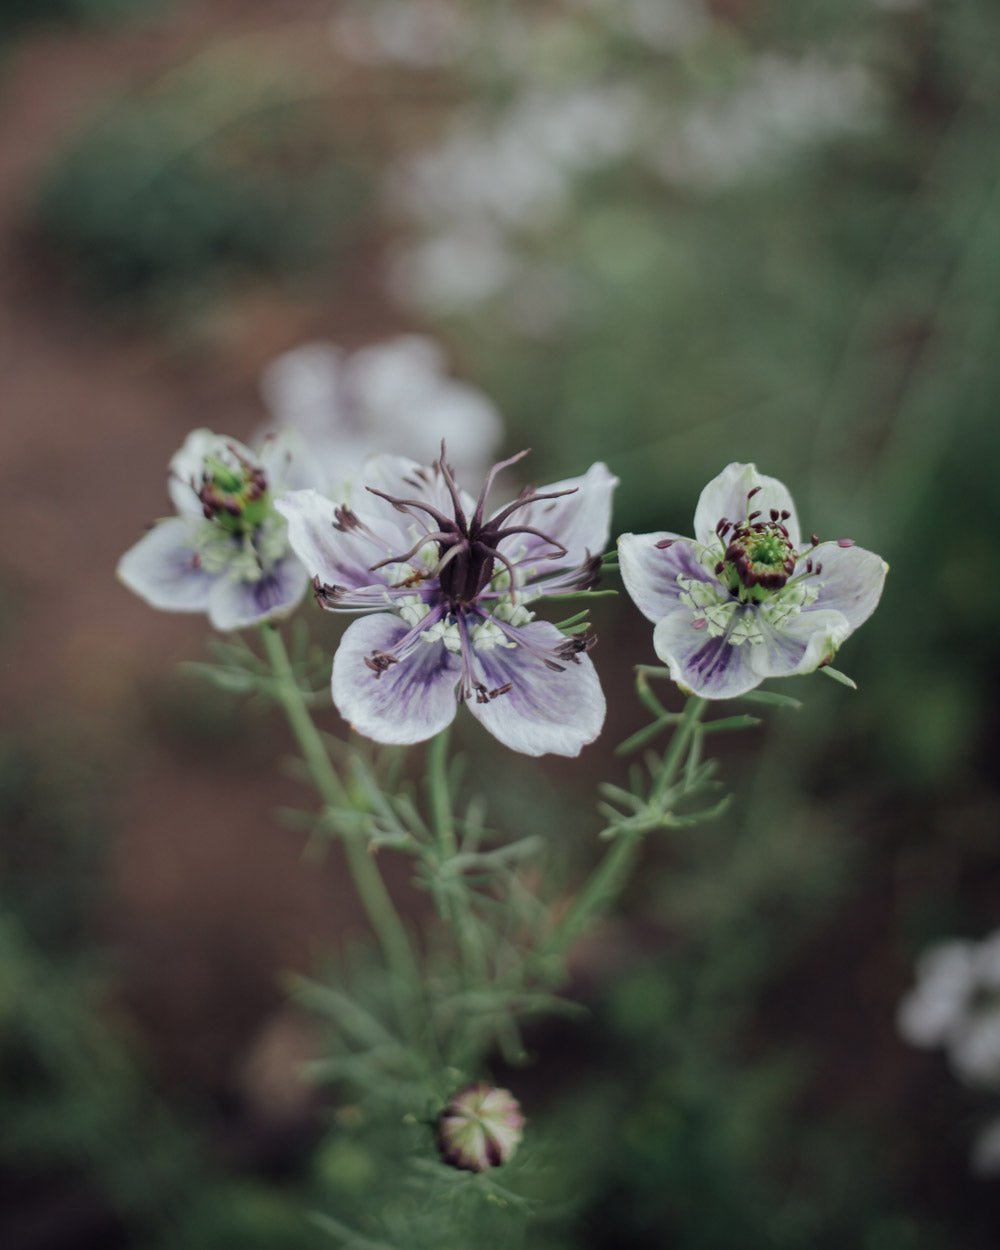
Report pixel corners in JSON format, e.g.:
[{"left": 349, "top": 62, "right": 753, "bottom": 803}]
[
  {"left": 715, "top": 560, "right": 725, "bottom": 575},
  {"left": 333, "top": 506, "right": 361, "bottom": 532},
  {"left": 747, "top": 486, "right": 762, "bottom": 500},
  {"left": 693, "top": 617, "right": 708, "bottom": 630},
  {"left": 364, "top": 651, "right": 397, "bottom": 676},
  {"left": 770, "top": 509, "right": 779, "bottom": 521},
  {"left": 748, "top": 510, "right": 762, "bottom": 521},
  {"left": 811, "top": 533, "right": 820, "bottom": 547},
  {"left": 837, "top": 538, "right": 854, "bottom": 548},
  {"left": 656, "top": 538, "right": 675, "bottom": 549}
]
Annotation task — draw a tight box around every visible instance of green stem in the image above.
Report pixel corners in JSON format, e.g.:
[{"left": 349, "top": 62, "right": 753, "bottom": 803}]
[
  {"left": 259, "top": 626, "right": 422, "bottom": 999},
  {"left": 425, "top": 727, "right": 489, "bottom": 1010},
  {"left": 543, "top": 695, "right": 708, "bottom": 960},
  {"left": 426, "top": 726, "right": 456, "bottom": 859},
  {"left": 650, "top": 695, "right": 707, "bottom": 804}
]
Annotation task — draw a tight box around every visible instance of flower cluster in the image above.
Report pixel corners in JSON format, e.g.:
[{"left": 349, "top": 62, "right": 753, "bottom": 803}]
[
  {"left": 618, "top": 462, "right": 887, "bottom": 699},
  {"left": 277, "top": 447, "right": 616, "bottom": 757},
  {"left": 120, "top": 444, "right": 887, "bottom": 750},
  {"left": 117, "top": 429, "right": 319, "bottom": 632}
]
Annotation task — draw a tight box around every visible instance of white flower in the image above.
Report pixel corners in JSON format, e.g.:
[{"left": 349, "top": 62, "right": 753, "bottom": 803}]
[
  {"left": 118, "top": 429, "right": 318, "bottom": 631},
  {"left": 259, "top": 336, "right": 503, "bottom": 492},
  {"left": 618, "top": 462, "right": 888, "bottom": 699},
  {"left": 896, "top": 940, "right": 978, "bottom": 1049}
]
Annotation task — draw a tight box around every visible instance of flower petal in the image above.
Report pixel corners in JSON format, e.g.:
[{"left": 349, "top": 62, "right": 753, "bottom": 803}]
[
  {"left": 466, "top": 621, "right": 605, "bottom": 757},
  {"left": 748, "top": 606, "right": 850, "bottom": 680},
  {"left": 808, "top": 542, "right": 888, "bottom": 632},
  {"left": 207, "top": 555, "right": 309, "bottom": 631},
  {"left": 117, "top": 517, "right": 216, "bottom": 613},
  {"left": 693, "top": 462, "right": 800, "bottom": 550},
  {"left": 651, "top": 605, "right": 764, "bottom": 699},
  {"left": 276, "top": 488, "right": 401, "bottom": 594},
  {"left": 352, "top": 452, "right": 477, "bottom": 532},
  {"left": 257, "top": 428, "right": 329, "bottom": 494},
  {"left": 332, "top": 614, "right": 461, "bottom": 745},
  {"left": 496, "top": 462, "right": 618, "bottom": 578},
  {"left": 618, "top": 532, "right": 713, "bottom": 624}
]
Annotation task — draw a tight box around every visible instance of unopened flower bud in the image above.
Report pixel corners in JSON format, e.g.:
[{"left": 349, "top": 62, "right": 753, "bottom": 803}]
[{"left": 436, "top": 1082, "right": 524, "bottom": 1172}]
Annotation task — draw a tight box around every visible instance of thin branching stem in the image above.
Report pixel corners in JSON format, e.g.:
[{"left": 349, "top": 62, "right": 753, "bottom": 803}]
[{"left": 259, "top": 625, "right": 423, "bottom": 1027}]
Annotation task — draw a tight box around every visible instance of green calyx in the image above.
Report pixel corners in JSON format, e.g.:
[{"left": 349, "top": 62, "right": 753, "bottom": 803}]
[{"left": 199, "top": 454, "right": 271, "bottom": 535}]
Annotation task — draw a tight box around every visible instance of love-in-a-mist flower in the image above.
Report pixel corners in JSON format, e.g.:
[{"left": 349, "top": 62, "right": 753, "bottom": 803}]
[
  {"left": 276, "top": 447, "right": 616, "bottom": 756},
  {"left": 118, "top": 428, "right": 319, "bottom": 631},
  {"left": 436, "top": 1083, "right": 525, "bottom": 1172},
  {"left": 618, "top": 462, "right": 887, "bottom": 699}
]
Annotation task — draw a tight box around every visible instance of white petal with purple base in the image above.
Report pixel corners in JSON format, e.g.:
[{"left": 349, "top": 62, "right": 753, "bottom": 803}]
[
  {"left": 468, "top": 621, "right": 605, "bottom": 757},
  {"left": 207, "top": 555, "right": 310, "bottom": 632},
  {"left": 617, "top": 532, "right": 713, "bottom": 623},
  {"left": 332, "top": 615, "right": 462, "bottom": 745},
  {"left": 117, "top": 517, "right": 215, "bottom": 613}
]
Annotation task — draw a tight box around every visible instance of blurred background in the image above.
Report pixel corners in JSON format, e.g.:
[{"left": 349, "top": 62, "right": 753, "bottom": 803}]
[{"left": 1, "top": 0, "right": 999, "bottom": 1246}]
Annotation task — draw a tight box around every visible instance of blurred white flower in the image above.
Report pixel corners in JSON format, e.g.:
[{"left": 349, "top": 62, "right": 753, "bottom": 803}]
[
  {"left": 898, "top": 929, "right": 1000, "bottom": 1086},
  {"left": 258, "top": 335, "right": 503, "bottom": 491},
  {"left": 896, "top": 940, "right": 977, "bottom": 1049},
  {"left": 646, "top": 55, "right": 880, "bottom": 190},
  {"left": 388, "top": 85, "right": 642, "bottom": 236},
  {"left": 568, "top": 0, "right": 709, "bottom": 51},
  {"left": 385, "top": 228, "right": 517, "bottom": 314},
  {"left": 330, "top": 0, "right": 470, "bottom": 67}
]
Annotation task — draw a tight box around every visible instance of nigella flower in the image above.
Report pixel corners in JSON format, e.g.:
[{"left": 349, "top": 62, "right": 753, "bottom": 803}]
[
  {"left": 436, "top": 1083, "right": 525, "bottom": 1172},
  {"left": 276, "top": 447, "right": 617, "bottom": 756},
  {"left": 618, "top": 462, "right": 887, "bottom": 699},
  {"left": 118, "top": 428, "right": 320, "bottom": 631}
]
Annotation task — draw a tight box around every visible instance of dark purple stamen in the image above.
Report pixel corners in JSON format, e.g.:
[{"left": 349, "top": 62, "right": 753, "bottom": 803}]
[{"left": 367, "top": 444, "right": 575, "bottom": 610}]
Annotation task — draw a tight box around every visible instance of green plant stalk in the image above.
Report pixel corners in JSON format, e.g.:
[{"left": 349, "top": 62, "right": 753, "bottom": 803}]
[
  {"left": 260, "top": 626, "right": 422, "bottom": 1002},
  {"left": 425, "top": 728, "right": 489, "bottom": 1017},
  {"left": 544, "top": 694, "right": 708, "bottom": 959},
  {"left": 649, "top": 694, "right": 707, "bottom": 804}
]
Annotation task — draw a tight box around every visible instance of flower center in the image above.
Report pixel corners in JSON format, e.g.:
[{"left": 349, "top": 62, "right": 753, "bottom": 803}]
[
  {"left": 367, "top": 446, "right": 573, "bottom": 610},
  {"left": 198, "top": 452, "right": 270, "bottom": 536},
  {"left": 722, "top": 520, "right": 796, "bottom": 595}
]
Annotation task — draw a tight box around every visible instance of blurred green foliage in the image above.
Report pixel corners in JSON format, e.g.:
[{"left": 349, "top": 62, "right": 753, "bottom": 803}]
[
  {"left": 34, "top": 51, "right": 370, "bottom": 313},
  {"left": 0, "top": 0, "right": 157, "bottom": 40}
]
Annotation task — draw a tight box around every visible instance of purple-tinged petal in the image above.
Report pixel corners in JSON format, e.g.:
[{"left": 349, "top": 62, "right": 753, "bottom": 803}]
[
  {"left": 352, "top": 453, "right": 476, "bottom": 537},
  {"left": 747, "top": 607, "right": 850, "bottom": 681},
  {"left": 618, "top": 532, "right": 714, "bottom": 624},
  {"left": 207, "top": 555, "right": 309, "bottom": 632},
  {"left": 117, "top": 517, "right": 216, "bottom": 613},
  {"left": 467, "top": 621, "right": 605, "bottom": 757},
  {"left": 651, "top": 605, "right": 764, "bottom": 699},
  {"left": 276, "top": 489, "right": 405, "bottom": 595},
  {"left": 693, "top": 462, "right": 800, "bottom": 550},
  {"left": 807, "top": 543, "right": 888, "bottom": 632},
  {"left": 496, "top": 462, "right": 618, "bottom": 577},
  {"left": 332, "top": 614, "right": 461, "bottom": 745}
]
